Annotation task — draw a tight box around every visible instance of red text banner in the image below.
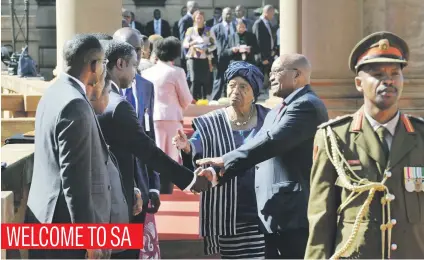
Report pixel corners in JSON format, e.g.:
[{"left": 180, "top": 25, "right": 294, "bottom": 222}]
[{"left": 1, "top": 224, "right": 144, "bottom": 249}]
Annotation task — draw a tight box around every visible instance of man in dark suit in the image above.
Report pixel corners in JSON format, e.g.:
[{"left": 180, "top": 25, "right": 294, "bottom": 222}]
[
  {"left": 26, "top": 34, "right": 112, "bottom": 259},
  {"left": 234, "top": 5, "right": 254, "bottom": 32},
  {"left": 197, "top": 54, "right": 329, "bottom": 259},
  {"left": 99, "top": 40, "right": 211, "bottom": 259},
  {"left": 178, "top": 0, "right": 198, "bottom": 72},
  {"left": 123, "top": 10, "right": 145, "bottom": 35},
  {"left": 173, "top": 6, "right": 187, "bottom": 38},
  {"left": 146, "top": 9, "right": 171, "bottom": 38},
  {"left": 206, "top": 7, "right": 222, "bottom": 28},
  {"left": 211, "top": 7, "right": 236, "bottom": 100},
  {"left": 113, "top": 27, "right": 161, "bottom": 215},
  {"left": 253, "top": 5, "right": 276, "bottom": 87}
]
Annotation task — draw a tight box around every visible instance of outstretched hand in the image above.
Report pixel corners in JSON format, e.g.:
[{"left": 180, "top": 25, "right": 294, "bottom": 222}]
[
  {"left": 196, "top": 157, "right": 224, "bottom": 168},
  {"left": 172, "top": 129, "right": 190, "bottom": 153}
]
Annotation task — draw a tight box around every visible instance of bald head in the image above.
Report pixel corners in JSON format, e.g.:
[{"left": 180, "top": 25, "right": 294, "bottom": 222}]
[
  {"left": 187, "top": 1, "right": 199, "bottom": 14},
  {"left": 262, "top": 5, "right": 275, "bottom": 20},
  {"left": 275, "top": 53, "right": 311, "bottom": 71},
  {"left": 222, "top": 7, "right": 232, "bottom": 22},
  {"left": 270, "top": 54, "right": 312, "bottom": 98},
  {"left": 235, "top": 5, "right": 245, "bottom": 18},
  {"left": 113, "top": 27, "right": 143, "bottom": 63}
]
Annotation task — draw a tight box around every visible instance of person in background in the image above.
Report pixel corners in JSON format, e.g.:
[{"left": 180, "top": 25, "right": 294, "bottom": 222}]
[
  {"left": 206, "top": 7, "right": 222, "bottom": 28},
  {"left": 140, "top": 34, "right": 151, "bottom": 59},
  {"left": 143, "top": 37, "right": 193, "bottom": 164},
  {"left": 211, "top": 7, "right": 236, "bottom": 100},
  {"left": 113, "top": 28, "right": 161, "bottom": 258},
  {"left": 146, "top": 9, "right": 171, "bottom": 38},
  {"left": 178, "top": 1, "right": 199, "bottom": 73},
  {"left": 173, "top": 61, "right": 269, "bottom": 259},
  {"left": 123, "top": 10, "right": 145, "bottom": 34},
  {"left": 234, "top": 5, "right": 253, "bottom": 32},
  {"left": 173, "top": 6, "right": 187, "bottom": 38},
  {"left": 122, "top": 19, "right": 129, "bottom": 28},
  {"left": 136, "top": 59, "right": 162, "bottom": 259},
  {"left": 226, "top": 19, "right": 259, "bottom": 64},
  {"left": 253, "top": 5, "right": 276, "bottom": 89},
  {"left": 183, "top": 10, "right": 216, "bottom": 100},
  {"left": 148, "top": 34, "right": 164, "bottom": 64},
  {"left": 26, "top": 34, "right": 111, "bottom": 259}
]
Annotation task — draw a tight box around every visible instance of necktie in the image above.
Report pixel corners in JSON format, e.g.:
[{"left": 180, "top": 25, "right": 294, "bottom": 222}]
[
  {"left": 376, "top": 126, "right": 390, "bottom": 160},
  {"left": 274, "top": 102, "right": 286, "bottom": 121},
  {"left": 125, "top": 88, "right": 136, "bottom": 111},
  {"left": 227, "top": 25, "right": 231, "bottom": 39}
]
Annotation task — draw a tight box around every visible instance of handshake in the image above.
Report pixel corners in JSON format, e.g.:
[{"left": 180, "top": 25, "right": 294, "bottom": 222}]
[{"left": 172, "top": 129, "right": 226, "bottom": 194}]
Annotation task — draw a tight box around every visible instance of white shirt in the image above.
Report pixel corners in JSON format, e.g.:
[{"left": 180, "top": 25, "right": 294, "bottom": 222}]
[
  {"left": 130, "top": 21, "right": 136, "bottom": 29},
  {"left": 154, "top": 19, "right": 162, "bottom": 35},
  {"left": 364, "top": 111, "right": 400, "bottom": 151},
  {"left": 65, "top": 73, "right": 86, "bottom": 94},
  {"left": 222, "top": 21, "right": 234, "bottom": 38}
]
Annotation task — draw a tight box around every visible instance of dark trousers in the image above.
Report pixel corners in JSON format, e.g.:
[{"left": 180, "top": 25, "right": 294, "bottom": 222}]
[
  {"left": 264, "top": 228, "right": 308, "bottom": 259},
  {"left": 211, "top": 59, "right": 229, "bottom": 101}
]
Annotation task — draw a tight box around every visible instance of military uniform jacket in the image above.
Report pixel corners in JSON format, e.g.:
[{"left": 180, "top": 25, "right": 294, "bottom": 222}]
[{"left": 305, "top": 108, "right": 424, "bottom": 259}]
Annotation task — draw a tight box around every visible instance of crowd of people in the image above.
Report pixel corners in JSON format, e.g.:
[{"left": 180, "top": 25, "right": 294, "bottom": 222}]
[
  {"left": 123, "top": 1, "right": 280, "bottom": 101},
  {"left": 23, "top": 0, "right": 424, "bottom": 259}
]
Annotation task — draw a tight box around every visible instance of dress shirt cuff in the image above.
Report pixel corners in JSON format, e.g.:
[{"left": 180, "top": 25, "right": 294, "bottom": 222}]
[
  {"left": 184, "top": 172, "right": 197, "bottom": 191},
  {"left": 206, "top": 167, "right": 219, "bottom": 187},
  {"left": 149, "top": 189, "right": 160, "bottom": 194}
]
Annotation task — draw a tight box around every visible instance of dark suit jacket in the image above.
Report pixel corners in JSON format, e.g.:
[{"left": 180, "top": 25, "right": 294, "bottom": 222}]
[
  {"left": 27, "top": 73, "right": 111, "bottom": 225},
  {"left": 146, "top": 19, "right": 171, "bottom": 38},
  {"left": 133, "top": 74, "right": 160, "bottom": 204},
  {"left": 206, "top": 17, "right": 221, "bottom": 28},
  {"left": 133, "top": 20, "right": 145, "bottom": 35},
  {"left": 225, "top": 31, "right": 259, "bottom": 64},
  {"left": 211, "top": 22, "right": 236, "bottom": 63},
  {"left": 252, "top": 18, "right": 275, "bottom": 63},
  {"left": 178, "top": 14, "right": 193, "bottom": 58},
  {"left": 221, "top": 85, "right": 329, "bottom": 233},
  {"left": 97, "top": 86, "right": 195, "bottom": 219}
]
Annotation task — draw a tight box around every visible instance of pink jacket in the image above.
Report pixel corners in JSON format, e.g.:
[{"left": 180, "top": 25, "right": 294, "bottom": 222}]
[{"left": 142, "top": 61, "right": 193, "bottom": 121}]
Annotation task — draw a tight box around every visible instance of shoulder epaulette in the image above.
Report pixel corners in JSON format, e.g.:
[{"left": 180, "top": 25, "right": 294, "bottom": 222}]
[
  {"left": 318, "top": 114, "right": 353, "bottom": 129},
  {"left": 405, "top": 114, "right": 424, "bottom": 124}
]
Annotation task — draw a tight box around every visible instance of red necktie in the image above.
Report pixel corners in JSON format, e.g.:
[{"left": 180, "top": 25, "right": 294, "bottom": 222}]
[{"left": 275, "top": 102, "right": 286, "bottom": 121}]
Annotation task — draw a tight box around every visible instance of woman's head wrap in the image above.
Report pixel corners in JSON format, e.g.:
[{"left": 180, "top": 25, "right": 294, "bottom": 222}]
[{"left": 224, "top": 61, "right": 264, "bottom": 102}]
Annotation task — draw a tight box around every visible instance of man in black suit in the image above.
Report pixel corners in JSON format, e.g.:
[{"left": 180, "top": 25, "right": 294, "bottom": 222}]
[
  {"left": 26, "top": 34, "right": 111, "bottom": 259},
  {"left": 173, "top": 6, "right": 187, "bottom": 38},
  {"left": 234, "top": 5, "right": 254, "bottom": 32},
  {"left": 123, "top": 10, "right": 145, "bottom": 35},
  {"left": 99, "top": 40, "right": 211, "bottom": 258},
  {"left": 211, "top": 7, "right": 236, "bottom": 100},
  {"left": 197, "top": 54, "right": 329, "bottom": 259},
  {"left": 113, "top": 27, "right": 162, "bottom": 215},
  {"left": 206, "top": 7, "right": 222, "bottom": 28},
  {"left": 178, "top": 1, "right": 198, "bottom": 72},
  {"left": 146, "top": 9, "right": 171, "bottom": 38},
  {"left": 253, "top": 5, "right": 276, "bottom": 87}
]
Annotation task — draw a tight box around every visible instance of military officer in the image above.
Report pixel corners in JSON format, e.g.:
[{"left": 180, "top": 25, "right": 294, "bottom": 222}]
[{"left": 305, "top": 31, "right": 424, "bottom": 259}]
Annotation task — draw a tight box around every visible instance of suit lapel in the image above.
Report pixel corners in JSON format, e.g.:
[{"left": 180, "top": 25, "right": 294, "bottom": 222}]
[
  {"left": 388, "top": 115, "right": 417, "bottom": 168},
  {"left": 64, "top": 74, "right": 109, "bottom": 153}
]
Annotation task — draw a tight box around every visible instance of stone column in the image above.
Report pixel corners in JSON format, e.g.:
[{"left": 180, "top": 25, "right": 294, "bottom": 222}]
[
  {"left": 279, "top": 0, "right": 302, "bottom": 54},
  {"left": 55, "top": 0, "right": 123, "bottom": 74},
  {"left": 35, "top": 0, "right": 56, "bottom": 80}
]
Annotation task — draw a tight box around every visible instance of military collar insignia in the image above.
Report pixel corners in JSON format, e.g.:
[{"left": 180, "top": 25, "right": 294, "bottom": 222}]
[{"left": 350, "top": 110, "right": 364, "bottom": 132}]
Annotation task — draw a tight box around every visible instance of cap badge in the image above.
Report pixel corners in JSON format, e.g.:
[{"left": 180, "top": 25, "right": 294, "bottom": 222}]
[{"left": 379, "top": 39, "right": 390, "bottom": 50}]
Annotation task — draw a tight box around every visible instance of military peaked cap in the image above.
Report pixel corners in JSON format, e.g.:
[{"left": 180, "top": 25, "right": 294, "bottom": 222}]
[{"left": 349, "top": 31, "right": 409, "bottom": 73}]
